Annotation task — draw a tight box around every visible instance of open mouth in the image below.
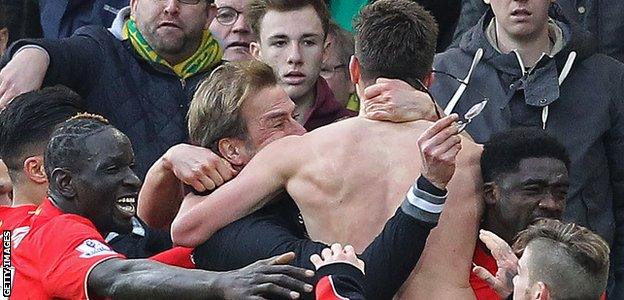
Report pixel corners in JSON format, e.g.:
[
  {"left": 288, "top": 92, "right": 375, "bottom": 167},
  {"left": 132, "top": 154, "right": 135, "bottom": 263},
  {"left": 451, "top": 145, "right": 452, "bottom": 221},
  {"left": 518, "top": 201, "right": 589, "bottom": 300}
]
[
  {"left": 511, "top": 8, "right": 532, "bottom": 17},
  {"left": 116, "top": 196, "right": 136, "bottom": 217},
  {"left": 226, "top": 42, "right": 250, "bottom": 49}
]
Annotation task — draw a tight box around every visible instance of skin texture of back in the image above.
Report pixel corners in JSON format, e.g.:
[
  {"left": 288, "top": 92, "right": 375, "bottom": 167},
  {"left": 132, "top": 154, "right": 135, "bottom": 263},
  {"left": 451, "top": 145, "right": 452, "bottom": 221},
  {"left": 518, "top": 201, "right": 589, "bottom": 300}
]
[{"left": 172, "top": 113, "right": 483, "bottom": 299}]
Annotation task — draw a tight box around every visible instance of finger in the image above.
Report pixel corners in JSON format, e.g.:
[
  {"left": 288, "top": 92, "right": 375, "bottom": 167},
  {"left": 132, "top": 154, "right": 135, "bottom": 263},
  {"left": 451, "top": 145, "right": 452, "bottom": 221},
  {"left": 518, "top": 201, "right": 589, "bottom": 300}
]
[
  {"left": 343, "top": 245, "right": 355, "bottom": 255},
  {"left": 214, "top": 159, "right": 237, "bottom": 181},
  {"left": 321, "top": 248, "right": 332, "bottom": 260},
  {"left": 428, "top": 134, "right": 461, "bottom": 157},
  {"left": 203, "top": 166, "right": 225, "bottom": 187},
  {"left": 418, "top": 114, "right": 459, "bottom": 142},
  {"left": 263, "top": 264, "right": 315, "bottom": 278},
  {"left": 260, "top": 273, "right": 314, "bottom": 293},
  {"left": 196, "top": 174, "right": 217, "bottom": 191},
  {"left": 265, "top": 252, "right": 296, "bottom": 265},
  {"left": 438, "top": 143, "right": 462, "bottom": 162},
  {"left": 473, "top": 266, "right": 500, "bottom": 290},
  {"left": 310, "top": 254, "right": 323, "bottom": 268},
  {"left": 186, "top": 179, "right": 207, "bottom": 193},
  {"left": 330, "top": 243, "right": 343, "bottom": 255},
  {"left": 252, "top": 282, "right": 303, "bottom": 299},
  {"left": 363, "top": 82, "right": 391, "bottom": 99}
]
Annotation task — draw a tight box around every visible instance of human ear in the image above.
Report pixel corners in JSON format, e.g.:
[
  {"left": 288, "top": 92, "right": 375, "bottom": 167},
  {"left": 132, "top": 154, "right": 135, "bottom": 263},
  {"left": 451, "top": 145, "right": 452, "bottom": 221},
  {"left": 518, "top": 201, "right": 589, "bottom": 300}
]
[
  {"left": 23, "top": 156, "right": 48, "bottom": 184},
  {"left": 51, "top": 168, "right": 75, "bottom": 199}
]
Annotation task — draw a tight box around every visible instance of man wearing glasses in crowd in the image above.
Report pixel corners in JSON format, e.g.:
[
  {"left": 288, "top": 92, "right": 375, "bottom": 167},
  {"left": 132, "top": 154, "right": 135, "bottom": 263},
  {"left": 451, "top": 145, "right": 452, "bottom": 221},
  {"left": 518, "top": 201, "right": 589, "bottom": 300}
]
[
  {"left": 0, "top": 0, "right": 224, "bottom": 178},
  {"left": 209, "top": 0, "right": 255, "bottom": 61}
]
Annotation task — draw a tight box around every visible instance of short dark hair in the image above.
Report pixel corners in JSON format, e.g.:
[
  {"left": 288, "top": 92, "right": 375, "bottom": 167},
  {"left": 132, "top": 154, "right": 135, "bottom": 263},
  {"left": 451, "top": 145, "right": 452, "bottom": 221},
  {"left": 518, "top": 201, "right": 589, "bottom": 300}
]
[
  {"left": 44, "top": 113, "right": 111, "bottom": 177},
  {"left": 246, "top": 0, "right": 330, "bottom": 38},
  {"left": 353, "top": 0, "right": 438, "bottom": 83},
  {"left": 480, "top": 128, "right": 570, "bottom": 183},
  {"left": 0, "top": 86, "right": 84, "bottom": 181},
  {"left": 513, "top": 219, "right": 609, "bottom": 299}
]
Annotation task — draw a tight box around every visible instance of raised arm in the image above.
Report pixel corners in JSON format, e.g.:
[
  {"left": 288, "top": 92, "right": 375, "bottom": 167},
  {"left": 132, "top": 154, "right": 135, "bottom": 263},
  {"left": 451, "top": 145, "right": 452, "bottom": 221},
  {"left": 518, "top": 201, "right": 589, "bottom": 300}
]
[
  {"left": 138, "top": 144, "right": 237, "bottom": 230},
  {"left": 397, "top": 115, "right": 483, "bottom": 299},
  {"left": 171, "top": 137, "right": 300, "bottom": 247},
  {"left": 0, "top": 32, "right": 104, "bottom": 107},
  {"left": 88, "top": 253, "right": 314, "bottom": 299}
]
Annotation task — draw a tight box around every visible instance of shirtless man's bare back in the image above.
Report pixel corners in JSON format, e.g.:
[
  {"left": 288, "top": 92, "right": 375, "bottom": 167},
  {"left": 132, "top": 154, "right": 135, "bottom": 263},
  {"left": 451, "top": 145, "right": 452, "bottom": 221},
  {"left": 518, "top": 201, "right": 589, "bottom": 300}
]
[{"left": 173, "top": 1, "right": 482, "bottom": 298}]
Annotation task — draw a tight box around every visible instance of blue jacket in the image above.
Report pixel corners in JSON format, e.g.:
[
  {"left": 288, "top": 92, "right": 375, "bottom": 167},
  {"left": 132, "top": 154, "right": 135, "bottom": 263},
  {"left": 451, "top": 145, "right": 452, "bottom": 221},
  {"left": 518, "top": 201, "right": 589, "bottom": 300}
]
[
  {"left": 39, "top": 0, "right": 128, "bottom": 38},
  {"left": 432, "top": 5, "right": 624, "bottom": 296},
  {"left": 4, "top": 16, "right": 215, "bottom": 179}
]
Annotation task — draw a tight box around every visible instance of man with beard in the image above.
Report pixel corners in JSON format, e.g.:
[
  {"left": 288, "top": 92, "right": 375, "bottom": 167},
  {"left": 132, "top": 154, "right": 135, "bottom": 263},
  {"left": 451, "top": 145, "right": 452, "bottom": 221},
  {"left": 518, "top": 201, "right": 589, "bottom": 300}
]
[
  {"left": 0, "top": 0, "right": 224, "bottom": 178},
  {"left": 9, "top": 113, "right": 315, "bottom": 299}
]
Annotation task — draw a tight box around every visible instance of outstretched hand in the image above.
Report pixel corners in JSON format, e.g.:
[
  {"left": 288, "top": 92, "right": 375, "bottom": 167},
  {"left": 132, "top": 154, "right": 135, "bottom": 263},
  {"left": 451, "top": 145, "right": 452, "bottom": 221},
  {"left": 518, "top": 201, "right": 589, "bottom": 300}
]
[
  {"left": 417, "top": 114, "right": 461, "bottom": 189},
  {"left": 310, "top": 243, "right": 365, "bottom": 274},
  {"left": 218, "top": 252, "right": 315, "bottom": 300},
  {"left": 473, "top": 229, "right": 518, "bottom": 299}
]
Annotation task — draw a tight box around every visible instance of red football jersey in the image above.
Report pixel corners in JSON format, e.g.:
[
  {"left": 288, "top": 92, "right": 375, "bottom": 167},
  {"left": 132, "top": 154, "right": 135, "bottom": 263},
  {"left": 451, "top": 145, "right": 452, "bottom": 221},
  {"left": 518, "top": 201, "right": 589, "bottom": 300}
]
[{"left": 10, "top": 199, "right": 124, "bottom": 299}]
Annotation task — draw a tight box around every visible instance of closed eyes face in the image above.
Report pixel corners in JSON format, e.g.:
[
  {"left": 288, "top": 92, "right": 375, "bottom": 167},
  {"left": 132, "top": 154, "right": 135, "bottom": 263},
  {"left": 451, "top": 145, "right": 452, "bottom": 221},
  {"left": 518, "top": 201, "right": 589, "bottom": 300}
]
[
  {"left": 241, "top": 85, "right": 307, "bottom": 152},
  {"left": 492, "top": 157, "right": 569, "bottom": 241}
]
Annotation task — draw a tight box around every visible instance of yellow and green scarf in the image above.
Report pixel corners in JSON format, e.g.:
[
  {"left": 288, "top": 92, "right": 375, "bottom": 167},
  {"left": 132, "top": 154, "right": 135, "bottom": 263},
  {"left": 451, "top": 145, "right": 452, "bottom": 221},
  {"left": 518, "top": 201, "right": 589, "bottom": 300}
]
[{"left": 123, "top": 18, "right": 223, "bottom": 79}]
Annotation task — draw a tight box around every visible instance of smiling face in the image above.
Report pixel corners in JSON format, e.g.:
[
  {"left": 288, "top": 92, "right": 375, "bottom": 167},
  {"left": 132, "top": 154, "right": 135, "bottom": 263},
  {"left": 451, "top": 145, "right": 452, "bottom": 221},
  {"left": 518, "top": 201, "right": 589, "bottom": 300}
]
[
  {"left": 485, "top": 157, "right": 569, "bottom": 243},
  {"left": 489, "top": 0, "right": 552, "bottom": 42},
  {"left": 131, "top": 0, "right": 213, "bottom": 64},
  {"left": 236, "top": 85, "right": 306, "bottom": 163},
  {"left": 251, "top": 5, "right": 326, "bottom": 102},
  {"left": 210, "top": 0, "right": 255, "bottom": 61},
  {"left": 72, "top": 128, "right": 141, "bottom": 235}
]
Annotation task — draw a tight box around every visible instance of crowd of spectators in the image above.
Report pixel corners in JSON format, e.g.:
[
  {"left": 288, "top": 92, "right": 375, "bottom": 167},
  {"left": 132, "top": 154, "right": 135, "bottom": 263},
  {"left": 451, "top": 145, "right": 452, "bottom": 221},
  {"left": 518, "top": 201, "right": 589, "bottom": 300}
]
[{"left": 0, "top": 0, "right": 621, "bottom": 299}]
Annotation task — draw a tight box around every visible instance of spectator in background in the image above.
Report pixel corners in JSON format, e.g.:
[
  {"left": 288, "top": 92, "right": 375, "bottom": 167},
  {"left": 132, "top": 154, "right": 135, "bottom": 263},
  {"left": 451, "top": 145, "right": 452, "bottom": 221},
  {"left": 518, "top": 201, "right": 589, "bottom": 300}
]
[
  {"left": 321, "top": 22, "right": 356, "bottom": 110},
  {"left": 247, "top": 0, "right": 356, "bottom": 131},
  {"left": 210, "top": 0, "right": 255, "bottom": 61},
  {"left": 432, "top": 0, "right": 624, "bottom": 296},
  {"left": 0, "top": 160, "right": 11, "bottom": 205},
  {"left": 452, "top": 0, "right": 624, "bottom": 63},
  {"left": 0, "top": 0, "right": 224, "bottom": 179},
  {"left": 39, "top": 0, "right": 129, "bottom": 39}
]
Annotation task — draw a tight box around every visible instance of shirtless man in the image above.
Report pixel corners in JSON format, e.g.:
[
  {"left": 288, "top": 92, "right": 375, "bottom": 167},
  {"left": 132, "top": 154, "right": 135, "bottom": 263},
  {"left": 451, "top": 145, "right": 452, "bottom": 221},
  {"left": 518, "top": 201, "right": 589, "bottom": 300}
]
[{"left": 172, "top": 1, "right": 483, "bottom": 298}]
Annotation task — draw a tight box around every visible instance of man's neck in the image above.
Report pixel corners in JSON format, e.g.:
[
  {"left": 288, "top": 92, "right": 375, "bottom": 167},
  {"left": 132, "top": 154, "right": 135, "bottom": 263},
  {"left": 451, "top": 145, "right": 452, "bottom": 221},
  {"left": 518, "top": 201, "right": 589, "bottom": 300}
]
[
  {"left": 159, "top": 39, "right": 202, "bottom": 66},
  {"left": 292, "top": 85, "right": 317, "bottom": 124},
  {"left": 494, "top": 20, "right": 552, "bottom": 70},
  {"left": 11, "top": 184, "right": 45, "bottom": 206}
]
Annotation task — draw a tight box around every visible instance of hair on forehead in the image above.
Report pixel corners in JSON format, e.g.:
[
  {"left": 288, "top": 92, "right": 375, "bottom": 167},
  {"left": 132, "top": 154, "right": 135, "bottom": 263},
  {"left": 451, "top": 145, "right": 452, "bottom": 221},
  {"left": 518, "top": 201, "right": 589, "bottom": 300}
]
[
  {"left": 246, "top": 0, "right": 330, "bottom": 38},
  {"left": 189, "top": 60, "right": 277, "bottom": 153},
  {"left": 513, "top": 219, "right": 609, "bottom": 299},
  {"left": 481, "top": 127, "right": 570, "bottom": 183},
  {"left": 0, "top": 86, "right": 84, "bottom": 180},
  {"left": 44, "top": 113, "right": 115, "bottom": 177}
]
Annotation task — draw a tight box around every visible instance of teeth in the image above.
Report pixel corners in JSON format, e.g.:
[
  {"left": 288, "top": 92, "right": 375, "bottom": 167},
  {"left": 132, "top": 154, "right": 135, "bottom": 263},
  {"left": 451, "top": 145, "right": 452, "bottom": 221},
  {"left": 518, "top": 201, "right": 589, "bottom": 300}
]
[{"left": 117, "top": 197, "right": 136, "bottom": 203}]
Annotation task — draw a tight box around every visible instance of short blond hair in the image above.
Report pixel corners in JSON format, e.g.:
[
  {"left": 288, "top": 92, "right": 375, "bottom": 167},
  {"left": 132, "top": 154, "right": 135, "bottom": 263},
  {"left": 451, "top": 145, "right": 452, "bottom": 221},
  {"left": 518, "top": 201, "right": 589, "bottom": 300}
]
[
  {"left": 513, "top": 219, "right": 610, "bottom": 299},
  {"left": 188, "top": 61, "right": 277, "bottom": 152}
]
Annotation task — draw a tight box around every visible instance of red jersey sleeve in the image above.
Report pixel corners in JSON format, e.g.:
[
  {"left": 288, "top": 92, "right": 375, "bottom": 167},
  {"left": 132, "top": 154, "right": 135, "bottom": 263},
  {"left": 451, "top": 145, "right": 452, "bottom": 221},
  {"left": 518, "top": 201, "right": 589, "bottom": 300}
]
[
  {"left": 12, "top": 215, "right": 124, "bottom": 299},
  {"left": 149, "top": 246, "right": 195, "bottom": 269}
]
